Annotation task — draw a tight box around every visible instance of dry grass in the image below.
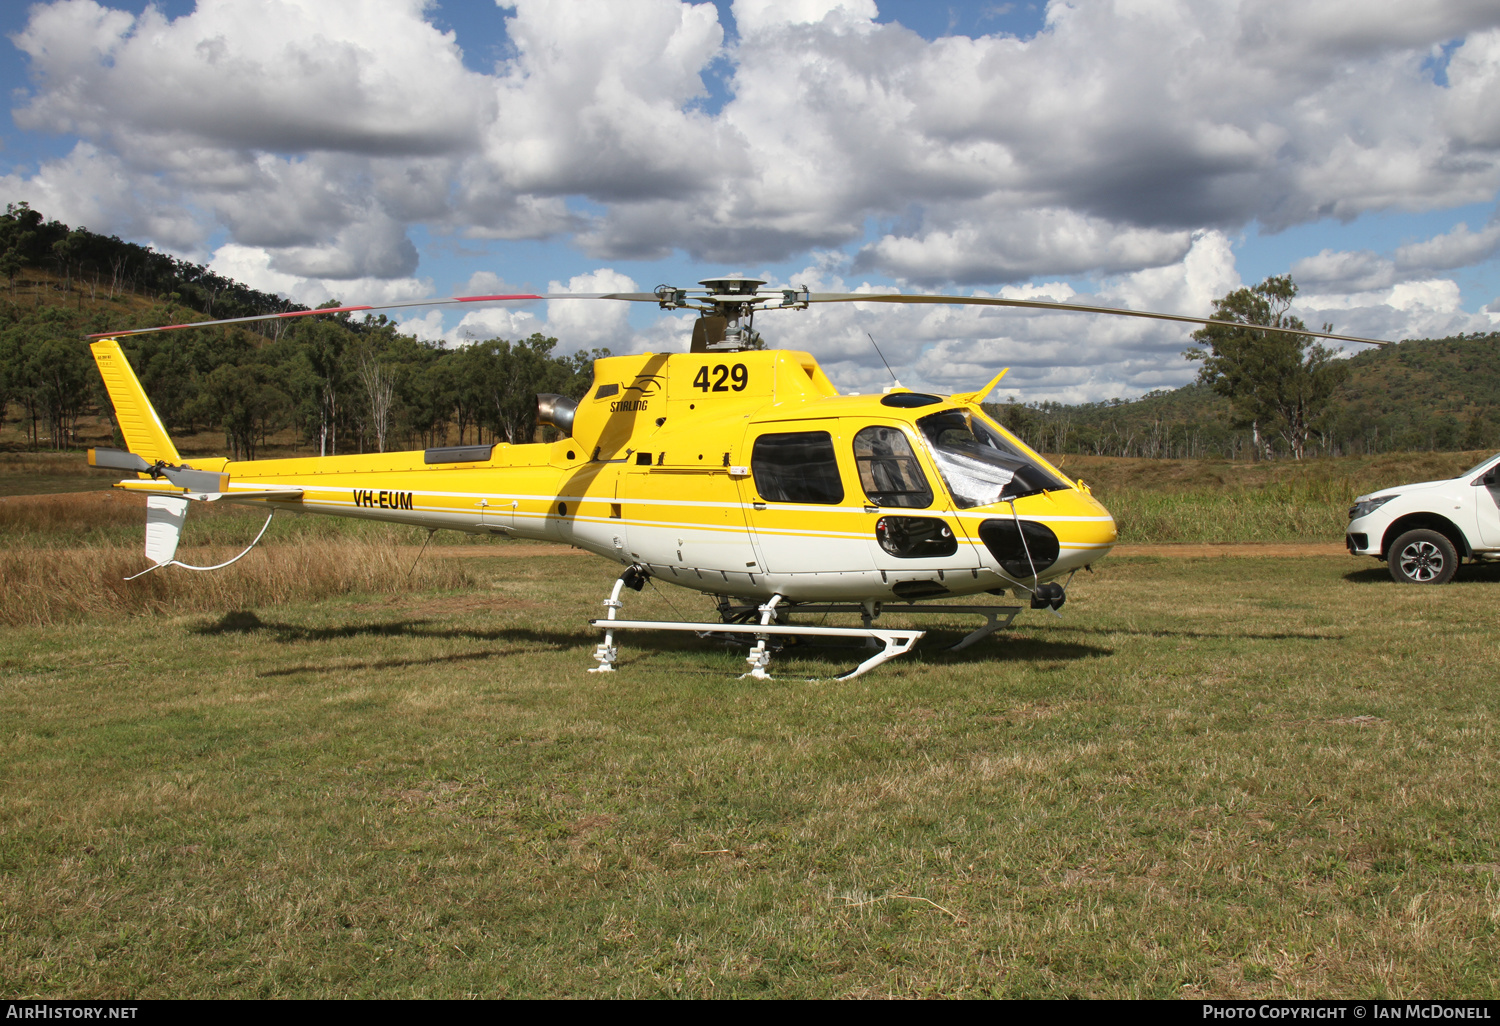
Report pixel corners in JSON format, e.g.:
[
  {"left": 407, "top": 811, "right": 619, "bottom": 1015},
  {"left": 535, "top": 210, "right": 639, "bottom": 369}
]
[
  {"left": 1, "top": 490, "right": 147, "bottom": 539},
  {"left": 1051, "top": 450, "right": 1491, "bottom": 496},
  {"left": 1039, "top": 451, "right": 1499, "bottom": 544},
  {"left": 0, "top": 537, "right": 474, "bottom": 626}
]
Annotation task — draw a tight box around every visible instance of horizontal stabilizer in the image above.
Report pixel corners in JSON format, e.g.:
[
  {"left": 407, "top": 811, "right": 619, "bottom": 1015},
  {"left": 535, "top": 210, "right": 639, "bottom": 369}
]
[
  {"left": 115, "top": 480, "right": 304, "bottom": 503},
  {"left": 161, "top": 466, "right": 228, "bottom": 492},
  {"left": 203, "top": 488, "right": 304, "bottom": 502}
]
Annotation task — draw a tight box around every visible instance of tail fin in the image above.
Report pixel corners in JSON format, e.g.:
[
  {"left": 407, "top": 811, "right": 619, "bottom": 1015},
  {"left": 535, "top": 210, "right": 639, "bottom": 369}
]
[{"left": 90, "top": 340, "right": 182, "bottom": 465}]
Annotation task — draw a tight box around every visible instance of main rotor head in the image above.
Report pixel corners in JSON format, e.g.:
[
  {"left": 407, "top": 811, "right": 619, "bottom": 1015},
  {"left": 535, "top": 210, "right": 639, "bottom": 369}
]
[{"left": 653, "top": 275, "right": 811, "bottom": 352}]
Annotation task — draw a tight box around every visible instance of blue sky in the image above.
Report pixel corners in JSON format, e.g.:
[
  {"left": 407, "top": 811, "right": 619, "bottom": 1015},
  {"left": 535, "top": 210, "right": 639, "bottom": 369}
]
[{"left": 4, "top": 0, "right": 1499, "bottom": 400}]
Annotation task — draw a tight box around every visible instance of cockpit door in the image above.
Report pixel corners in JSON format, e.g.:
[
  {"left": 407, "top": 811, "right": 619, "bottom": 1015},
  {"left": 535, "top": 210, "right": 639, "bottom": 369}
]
[
  {"left": 850, "top": 422, "right": 983, "bottom": 580},
  {"left": 737, "top": 420, "right": 863, "bottom": 574}
]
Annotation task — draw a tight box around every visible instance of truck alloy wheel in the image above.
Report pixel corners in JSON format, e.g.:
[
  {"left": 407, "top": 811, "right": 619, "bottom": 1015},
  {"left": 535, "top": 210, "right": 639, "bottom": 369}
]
[{"left": 1387, "top": 529, "right": 1458, "bottom": 585}]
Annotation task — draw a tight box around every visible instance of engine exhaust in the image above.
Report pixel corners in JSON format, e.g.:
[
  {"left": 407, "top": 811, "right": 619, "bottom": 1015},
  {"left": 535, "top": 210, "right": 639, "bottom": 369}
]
[{"left": 536, "top": 393, "right": 578, "bottom": 435}]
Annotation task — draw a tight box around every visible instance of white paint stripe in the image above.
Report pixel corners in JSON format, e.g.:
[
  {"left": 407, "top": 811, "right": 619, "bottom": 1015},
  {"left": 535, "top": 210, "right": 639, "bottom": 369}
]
[{"left": 232, "top": 481, "right": 1114, "bottom": 522}]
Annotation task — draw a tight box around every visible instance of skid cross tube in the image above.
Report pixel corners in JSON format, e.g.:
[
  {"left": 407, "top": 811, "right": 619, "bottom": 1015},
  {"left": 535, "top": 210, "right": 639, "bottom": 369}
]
[
  {"left": 715, "top": 601, "right": 1023, "bottom": 651},
  {"left": 586, "top": 619, "right": 924, "bottom": 680}
]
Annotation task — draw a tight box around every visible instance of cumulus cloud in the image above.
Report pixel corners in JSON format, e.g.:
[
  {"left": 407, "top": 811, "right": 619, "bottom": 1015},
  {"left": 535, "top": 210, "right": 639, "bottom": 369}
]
[
  {"left": 14, "top": 0, "right": 1500, "bottom": 277},
  {"left": 0, "top": 141, "right": 206, "bottom": 250},
  {"left": 11, "top": 0, "right": 490, "bottom": 155},
  {"left": 859, "top": 207, "right": 1195, "bottom": 284},
  {"left": 7, "top": 0, "right": 1500, "bottom": 400},
  {"left": 1292, "top": 213, "right": 1500, "bottom": 294},
  {"left": 544, "top": 269, "right": 640, "bottom": 348},
  {"left": 209, "top": 242, "right": 432, "bottom": 308},
  {"left": 394, "top": 306, "right": 544, "bottom": 348}
]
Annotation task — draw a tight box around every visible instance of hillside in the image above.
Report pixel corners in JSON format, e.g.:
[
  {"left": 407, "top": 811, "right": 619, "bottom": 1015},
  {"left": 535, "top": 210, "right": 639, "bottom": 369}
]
[
  {"left": 986, "top": 330, "right": 1500, "bottom": 459},
  {"left": 0, "top": 207, "right": 599, "bottom": 460}
]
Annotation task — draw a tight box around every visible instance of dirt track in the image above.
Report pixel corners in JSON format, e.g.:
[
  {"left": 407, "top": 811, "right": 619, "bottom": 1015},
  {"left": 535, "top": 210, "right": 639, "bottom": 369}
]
[{"left": 1109, "top": 542, "right": 1344, "bottom": 558}]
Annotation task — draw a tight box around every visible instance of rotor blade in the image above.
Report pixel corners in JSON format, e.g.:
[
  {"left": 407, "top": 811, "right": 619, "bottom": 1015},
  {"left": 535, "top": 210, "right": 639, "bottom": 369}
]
[
  {"left": 802, "top": 292, "right": 1390, "bottom": 347},
  {"left": 83, "top": 291, "right": 664, "bottom": 340}
]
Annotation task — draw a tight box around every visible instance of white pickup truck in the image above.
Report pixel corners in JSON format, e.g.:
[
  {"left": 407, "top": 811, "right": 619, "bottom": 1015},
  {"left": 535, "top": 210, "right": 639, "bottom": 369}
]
[{"left": 1346, "top": 452, "right": 1500, "bottom": 583}]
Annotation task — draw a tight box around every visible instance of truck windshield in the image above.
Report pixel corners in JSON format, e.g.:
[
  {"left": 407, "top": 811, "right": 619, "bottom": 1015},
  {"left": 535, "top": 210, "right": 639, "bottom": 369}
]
[
  {"left": 916, "top": 409, "right": 1072, "bottom": 507},
  {"left": 1460, "top": 452, "right": 1500, "bottom": 478}
]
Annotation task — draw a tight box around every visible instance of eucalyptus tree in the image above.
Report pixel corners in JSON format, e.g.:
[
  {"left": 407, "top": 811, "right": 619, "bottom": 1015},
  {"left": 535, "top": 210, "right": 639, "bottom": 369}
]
[{"left": 1186, "top": 275, "right": 1348, "bottom": 460}]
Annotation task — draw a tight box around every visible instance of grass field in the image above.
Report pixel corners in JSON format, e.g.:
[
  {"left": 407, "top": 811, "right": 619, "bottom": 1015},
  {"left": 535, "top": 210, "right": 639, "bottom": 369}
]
[
  {"left": 4, "top": 538, "right": 1500, "bottom": 996},
  {"left": 3, "top": 450, "right": 1499, "bottom": 997}
]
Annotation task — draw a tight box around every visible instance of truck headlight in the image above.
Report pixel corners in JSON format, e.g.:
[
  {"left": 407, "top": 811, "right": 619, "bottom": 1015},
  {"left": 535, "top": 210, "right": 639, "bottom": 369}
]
[{"left": 1349, "top": 495, "right": 1397, "bottom": 520}]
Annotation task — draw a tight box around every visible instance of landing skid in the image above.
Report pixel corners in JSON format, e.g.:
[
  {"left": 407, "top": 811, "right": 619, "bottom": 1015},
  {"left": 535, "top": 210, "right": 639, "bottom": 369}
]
[
  {"left": 587, "top": 618, "right": 923, "bottom": 680},
  {"left": 586, "top": 568, "right": 1020, "bottom": 681}
]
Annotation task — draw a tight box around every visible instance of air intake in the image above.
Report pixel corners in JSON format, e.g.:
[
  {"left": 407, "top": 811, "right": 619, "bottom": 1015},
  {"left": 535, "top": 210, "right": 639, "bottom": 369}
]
[{"left": 977, "top": 518, "right": 1060, "bottom": 579}]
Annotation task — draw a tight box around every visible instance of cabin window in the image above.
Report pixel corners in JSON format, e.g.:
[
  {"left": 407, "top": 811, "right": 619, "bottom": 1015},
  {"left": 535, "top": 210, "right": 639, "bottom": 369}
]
[
  {"left": 751, "top": 431, "right": 844, "bottom": 504},
  {"left": 853, "top": 426, "right": 932, "bottom": 509},
  {"left": 917, "top": 409, "right": 1071, "bottom": 507}
]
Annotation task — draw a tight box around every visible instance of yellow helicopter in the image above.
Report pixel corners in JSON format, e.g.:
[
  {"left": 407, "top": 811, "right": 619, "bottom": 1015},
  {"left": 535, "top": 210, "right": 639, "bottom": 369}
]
[{"left": 85, "top": 276, "right": 1387, "bottom": 679}]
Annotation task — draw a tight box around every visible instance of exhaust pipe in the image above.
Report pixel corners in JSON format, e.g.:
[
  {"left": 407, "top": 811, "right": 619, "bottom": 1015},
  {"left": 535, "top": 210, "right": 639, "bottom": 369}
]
[{"left": 536, "top": 393, "right": 578, "bottom": 435}]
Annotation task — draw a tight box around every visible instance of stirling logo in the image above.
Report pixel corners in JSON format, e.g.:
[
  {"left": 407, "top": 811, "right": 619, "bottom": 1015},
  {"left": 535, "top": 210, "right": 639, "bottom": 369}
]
[
  {"left": 623, "top": 375, "right": 663, "bottom": 397},
  {"left": 610, "top": 374, "right": 661, "bottom": 413}
]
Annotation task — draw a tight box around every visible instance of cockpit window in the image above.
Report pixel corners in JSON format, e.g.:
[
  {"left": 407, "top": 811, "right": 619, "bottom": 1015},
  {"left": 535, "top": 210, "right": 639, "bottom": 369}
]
[
  {"left": 853, "top": 426, "right": 933, "bottom": 508},
  {"left": 917, "top": 409, "right": 1072, "bottom": 507}
]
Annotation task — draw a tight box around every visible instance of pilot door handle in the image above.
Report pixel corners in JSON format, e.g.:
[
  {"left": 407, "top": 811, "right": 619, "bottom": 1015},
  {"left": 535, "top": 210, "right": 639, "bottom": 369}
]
[
  {"left": 753, "top": 501, "right": 767, "bottom": 511},
  {"left": 864, "top": 505, "right": 879, "bottom": 514}
]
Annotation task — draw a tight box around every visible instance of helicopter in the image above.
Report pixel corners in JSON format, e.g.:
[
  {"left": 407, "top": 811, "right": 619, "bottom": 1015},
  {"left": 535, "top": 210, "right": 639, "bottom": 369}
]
[{"left": 83, "top": 276, "right": 1389, "bottom": 679}]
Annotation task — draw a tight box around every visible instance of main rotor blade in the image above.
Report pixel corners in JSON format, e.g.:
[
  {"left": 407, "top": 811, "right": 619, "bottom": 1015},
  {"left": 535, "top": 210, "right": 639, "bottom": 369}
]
[
  {"left": 83, "top": 291, "right": 662, "bottom": 339},
  {"left": 803, "top": 292, "right": 1390, "bottom": 347}
]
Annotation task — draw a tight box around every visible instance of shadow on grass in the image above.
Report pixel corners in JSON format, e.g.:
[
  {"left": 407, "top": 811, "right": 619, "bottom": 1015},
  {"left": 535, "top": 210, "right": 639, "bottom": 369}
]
[
  {"left": 930, "top": 633, "right": 1112, "bottom": 665},
  {"left": 1343, "top": 562, "right": 1500, "bottom": 585},
  {"left": 197, "top": 610, "right": 1114, "bottom": 679},
  {"left": 194, "top": 609, "right": 588, "bottom": 648},
  {"left": 709, "top": 628, "right": 1114, "bottom": 676},
  {"left": 1036, "top": 622, "right": 1345, "bottom": 642},
  {"left": 257, "top": 647, "right": 557, "bottom": 677}
]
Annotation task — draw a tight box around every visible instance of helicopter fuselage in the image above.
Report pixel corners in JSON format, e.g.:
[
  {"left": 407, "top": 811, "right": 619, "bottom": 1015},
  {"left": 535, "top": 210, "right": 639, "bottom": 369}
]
[{"left": 112, "top": 348, "right": 1117, "bottom": 604}]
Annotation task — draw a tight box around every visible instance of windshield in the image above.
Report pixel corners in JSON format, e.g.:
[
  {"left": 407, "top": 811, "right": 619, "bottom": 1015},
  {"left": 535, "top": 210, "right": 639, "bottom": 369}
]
[
  {"left": 1460, "top": 452, "right": 1500, "bottom": 478},
  {"left": 916, "top": 409, "right": 1073, "bottom": 507}
]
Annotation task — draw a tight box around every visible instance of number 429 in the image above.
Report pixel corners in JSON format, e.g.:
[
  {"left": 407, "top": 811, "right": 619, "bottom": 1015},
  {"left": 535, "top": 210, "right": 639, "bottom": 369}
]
[{"left": 693, "top": 363, "right": 748, "bottom": 392}]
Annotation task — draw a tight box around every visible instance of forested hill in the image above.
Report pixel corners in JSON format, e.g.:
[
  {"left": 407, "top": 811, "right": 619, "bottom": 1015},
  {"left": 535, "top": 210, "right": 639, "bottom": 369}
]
[
  {"left": 1337, "top": 331, "right": 1500, "bottom": 427},
  {"left": 0, "top": 201, "right": 303, "bottom": 323},
  {"left": 983, "top": 328, "right": 1500, "bottom": 460},
  {"left": 0, "top": 204, "right": 603, "bottom": 460}
]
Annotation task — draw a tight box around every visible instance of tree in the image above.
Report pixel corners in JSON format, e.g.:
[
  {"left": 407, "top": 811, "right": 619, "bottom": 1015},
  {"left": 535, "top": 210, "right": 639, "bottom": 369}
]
[
  {"left": 353, "top": 340, "right": 396, "bottom": 453},
  {"left": 1186, "top": 275, "right": 1347, "bottom": 460},
  {"left": 196, "top": 360, "right": 288, "bottom": 461}
]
